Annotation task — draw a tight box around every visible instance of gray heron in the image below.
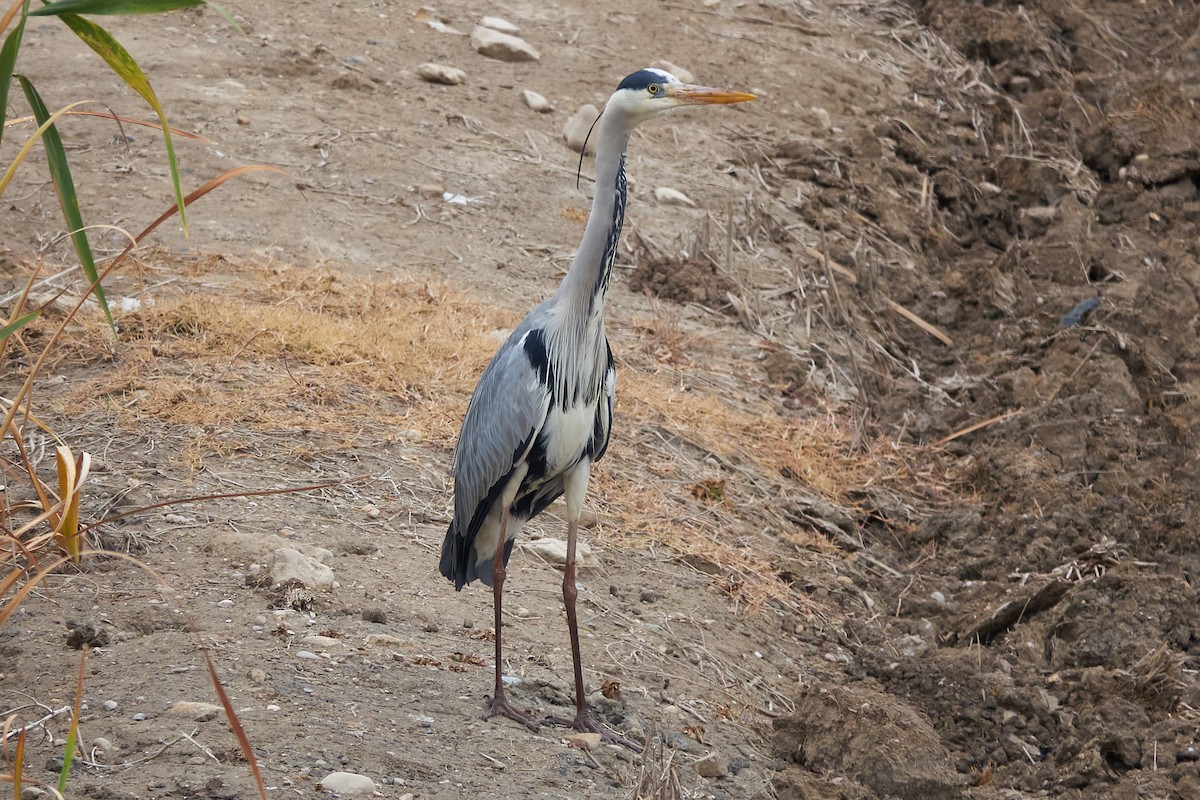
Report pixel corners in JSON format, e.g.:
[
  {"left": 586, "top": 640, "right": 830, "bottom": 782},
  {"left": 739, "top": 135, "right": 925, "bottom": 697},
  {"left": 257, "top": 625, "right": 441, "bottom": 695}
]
[{"left": 439, "top": 67, "right": 754, "bottom": 745}]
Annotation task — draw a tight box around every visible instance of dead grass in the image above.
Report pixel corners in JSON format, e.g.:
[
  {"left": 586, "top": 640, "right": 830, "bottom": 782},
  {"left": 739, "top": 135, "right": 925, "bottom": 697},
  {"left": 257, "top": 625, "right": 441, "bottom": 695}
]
[{"left": 19, "top": 251, "right": 934, "bottom": 613}]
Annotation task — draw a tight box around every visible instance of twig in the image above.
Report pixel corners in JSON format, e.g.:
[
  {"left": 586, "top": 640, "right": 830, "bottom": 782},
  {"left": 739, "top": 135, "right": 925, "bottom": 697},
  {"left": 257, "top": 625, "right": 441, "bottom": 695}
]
[
  {"left": 2, "top": 705, "right": 71, "bottom": 741},
  {"left": 933, "top": 409, "right": 1024, "bottom": 448}
]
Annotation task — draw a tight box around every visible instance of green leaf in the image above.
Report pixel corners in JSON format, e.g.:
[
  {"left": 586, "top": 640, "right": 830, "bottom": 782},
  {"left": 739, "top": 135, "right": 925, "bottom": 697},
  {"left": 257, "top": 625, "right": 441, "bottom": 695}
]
[
  {"left": 29, "top": 0, "right": 203, "bottom": 16},
  {"left": 16, "top": 76, "right": 115, "bottom": 329},
  {"left": 56, "top": 12, "right": 188, "bottom": 233},
  {"left": 0, "top": 0, "right": 33, "bottom": 150},
  {"left": 0, "top": 310, "right": 40, "bottom": 340}
]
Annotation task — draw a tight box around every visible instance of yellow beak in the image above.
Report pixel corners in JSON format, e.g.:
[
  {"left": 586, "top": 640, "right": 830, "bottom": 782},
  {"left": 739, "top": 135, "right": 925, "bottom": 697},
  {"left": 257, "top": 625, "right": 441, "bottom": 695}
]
[{"left": 665, "top": 84, "right": 757, "bottom": 105}]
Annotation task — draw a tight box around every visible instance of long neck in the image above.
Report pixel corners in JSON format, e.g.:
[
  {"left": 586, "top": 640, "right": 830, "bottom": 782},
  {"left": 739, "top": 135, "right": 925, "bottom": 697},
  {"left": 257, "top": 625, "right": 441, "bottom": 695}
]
[{"left": 554, "top": 111, "right": 630, "bottom": 322}]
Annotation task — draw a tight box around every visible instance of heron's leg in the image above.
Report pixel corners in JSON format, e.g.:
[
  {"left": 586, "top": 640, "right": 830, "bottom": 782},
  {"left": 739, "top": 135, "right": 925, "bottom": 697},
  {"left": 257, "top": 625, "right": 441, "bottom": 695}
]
[
  {"left": 545, "top": 462, "right": 643, "bottom": 752},
  {"left": 485, "top": 506, "right": 538, "bottom": 730}
]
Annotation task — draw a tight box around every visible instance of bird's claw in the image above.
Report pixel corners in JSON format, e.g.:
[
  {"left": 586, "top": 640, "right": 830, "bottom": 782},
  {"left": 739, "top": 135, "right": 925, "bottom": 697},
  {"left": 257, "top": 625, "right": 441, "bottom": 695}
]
[
  {"left": 544, "top": 713, "right": 644, "bottom": 753},
  {"left": 485, "top": 695, "right": 541, "bottom": 732}
]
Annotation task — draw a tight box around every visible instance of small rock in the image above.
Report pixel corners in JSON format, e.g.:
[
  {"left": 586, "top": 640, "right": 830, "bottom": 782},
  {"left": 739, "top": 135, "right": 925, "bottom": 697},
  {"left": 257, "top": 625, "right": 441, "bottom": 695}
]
[
  {"left": 650, "top": 60, "right": 693, "bottom": 83},
  {"left": 302, "top": 635, "right": 342, "bottom": 649},
  {"left": 187, "top": 755, "right": 207, "bottom": 766},
  {"left": 640, "top": 589, "right": 658, "bottom": 603},
  {"left": 216, "top": 599, "right": 234, "bottom": 608},
  {"left": 92, "top": 737, "right": 116, "bottom": 753},
  {"left": 462, "top": 619, "right": 474, "bottom": 628},
  {"left": 249, "top": 667, "right": 268, "bottom": 683},
  {"left": 654, "top": 187, "right": 696, "bottom": 207},
  {"left": 470, "top": 26, "right": 539, "bottom": 62},
  {"left": 360, "top": 503, "right": 382, "bottom": 519},
  {"left": 515, "top": 606, "right": 531, "bottom": 618},
  {"left": 317, "top": 772, "right": 377, "bottom": 795},
  {"left": 362, "top": 608, "right": 387, "bottom": 624},
  {"left": 269, "top": 547, "right": 335, "bottom": 590},
  {"left": 296, "top": 650, "right": 321, "bottom": 661},
  {"left": 236, "top": 116, "right": 250, "bottom": 126},
  {"left": 930, "top": 590, "right": 947, "bottom": 605},
  {"left": 481, "top": 15, "right": 519, "bottom": 33},
  {"left": 102, "top": 700, "right": 119, "bottom": 711},
  {"left": 696, "top": 752, "right": 729, "bottom": 778},
  {"left": 518, "top": 537, "right": 594, "bottom": 567},
  {"left": 131, "top": 712, "right": 146, "bottom": 721},
  {"left": 800, "top": 106, "right": 833, "bottom": 130},
  {"left": 522, "top": 89, "right": 553, "bottom": 113},
  {"left": 267, "top": 704, "right": 281, "bottom": 711},
  {"left": 167, "top": 701, "right": 222, "bottom": 722},
  {"left": 501, "top": 675, "right": 523, "bottom": 686},
  {"left": 417, "top": 62, "right": 466, "bottom": 86},
  {"left": 365, "top": 633, "right": 404, "bottom": 647},
  {"left": 20, "top": 787, "right": 47, "bottom": 800},
  {"left": 565, "top": 732, "right": 603, "bottom": 751},
  {"left": 563, "top": 104, "right": 600, "bottom": 153}
]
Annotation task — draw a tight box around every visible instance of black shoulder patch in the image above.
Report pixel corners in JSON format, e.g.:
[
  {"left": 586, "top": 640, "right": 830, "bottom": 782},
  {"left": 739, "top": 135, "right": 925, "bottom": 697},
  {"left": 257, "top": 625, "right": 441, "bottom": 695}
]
[
  {"left": 617, "top": 68, "right": 667, "bottom": 92},
  {"left": 523, "top": 329, "right": 553, "bottom": 386}
]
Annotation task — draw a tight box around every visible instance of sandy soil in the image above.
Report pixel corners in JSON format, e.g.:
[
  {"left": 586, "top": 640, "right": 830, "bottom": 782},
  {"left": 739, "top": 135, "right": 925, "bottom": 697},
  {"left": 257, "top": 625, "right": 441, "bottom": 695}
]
[{"left": 3, "top": 1, "right": 1200, "bottom": 799}]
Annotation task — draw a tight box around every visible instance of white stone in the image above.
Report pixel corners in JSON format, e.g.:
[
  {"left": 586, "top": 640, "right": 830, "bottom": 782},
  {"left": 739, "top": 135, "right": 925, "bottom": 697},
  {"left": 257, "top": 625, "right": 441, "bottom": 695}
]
[
  {"left": 480, "top": 15, "right": 519, "bottom": 34},
  {"left": 92, "top": 737, "right": 116, "bottom": 753},
  {"left": 303, "top": 634, "right": 343, "bottom": 649},
  {"left": 563, "top": 104, "right": 600, "bottom": 154},
  {"left": 519, "top": 537, "right": 594, "bottom": 567},
  {"left": 318, "top": 772, "right": 377, "bottom": 795},
  {"left": 102, "top": 700, "right": 119, "bottom": 711},
  {"left": 522, "top": 89, "right": 553, "bottom": 113},
  {"left": 416, "top": 63, "right": 465, "bottom": 86},
  {"left": 470, "top": 26, "right": 539, "bottom": 62},
  {"left": 269, "top": 547, "right": 335, "bottom": 589},
  {"left": 564, "top": 732, "right": 603, "bottom": 751},
  {"left": 167, "top": 701, "right": 222, "bottom": 721},
  {"left": 651, "top": 60, "right": 693, "bottom": 83},
  {"left": 654, "top": 187, "right": 696, "bottom": 207}
]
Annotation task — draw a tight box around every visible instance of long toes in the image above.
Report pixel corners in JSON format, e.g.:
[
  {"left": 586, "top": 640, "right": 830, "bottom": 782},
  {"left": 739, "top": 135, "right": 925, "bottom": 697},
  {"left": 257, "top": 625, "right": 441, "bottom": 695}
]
[{"left": 485, "top": 697, "right": 540, "bottom": 731}]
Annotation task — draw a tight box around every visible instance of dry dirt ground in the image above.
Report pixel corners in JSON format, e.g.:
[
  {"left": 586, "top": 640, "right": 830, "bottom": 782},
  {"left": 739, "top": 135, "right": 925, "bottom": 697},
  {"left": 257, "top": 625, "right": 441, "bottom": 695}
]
[{"left": 3, "top": 1, "right": 1200, "bottom": 799}]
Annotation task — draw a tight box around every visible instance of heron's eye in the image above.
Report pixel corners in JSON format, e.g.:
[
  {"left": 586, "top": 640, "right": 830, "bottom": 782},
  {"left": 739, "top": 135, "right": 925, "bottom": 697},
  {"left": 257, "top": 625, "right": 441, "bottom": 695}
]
[{"left": 647, "top": 84, "right": 660, "bottom": 95}]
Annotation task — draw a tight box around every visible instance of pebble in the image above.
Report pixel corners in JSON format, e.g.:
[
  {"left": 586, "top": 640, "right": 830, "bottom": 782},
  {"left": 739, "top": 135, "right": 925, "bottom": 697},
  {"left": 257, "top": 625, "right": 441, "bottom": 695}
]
[
  {"left": 216, "top": 599, "right": 234, "bottom": 608},
  {"left": 304, "top": 635, "right": 342, "bottom": 649},
  {"left": 650, "top": 60, "right": 693, "bottom": 83},
  {"left": 317, "top": 772, "right": 377, "bottom": 795},
  {"left": 930, "top": 590, "right": 947, "bottom": 605},
  {"left": 654, "top": 187, "right": 696, "bottom": 207},
  {"left": 470, "top": 26, "right": 539, "bottom": 62},
  {"left": 20, "top": 788, "right": 46, "bottom": 800},
  {"left": 501, "top": 675, "right": 523, "bottom": 686},
  {"left": 562, "top": 104, "right": 600, "bottom": 154},
  {"left": 167, "top": 701, "right": 222, "bottom": 722},
  {"left": 296, "top": 650, "right": 321, "bottom": 661},
  {"left": 131, "top": 713, "right": 146, "bottom": 721},
  {"left": 365, "top": 633, "right": 403, "bottom": 647},
  {"left": 269, "top": 547, "right": 335, "bottom": 590},
  {"left": 480, "top": 15, "right": 519, "bottom": 34},
  {"left": 249, "top": 667, "right": 268, "bottom": 683},
  {"left": 187, "top": 756, "right": 207, "bottom": 766},
  {"left": 522, "top": 89, "right": 553, "bottom": 113},
  {"left": 564, "top": 732, "right": 603, "bottom": 751},
  {"left": 362, "top": 608, "right": 387, "bottom": 624},
  {"left": 696, "top": 752, "right": 729, "bottom": 778},
  {"left": 267, "top": 704, "right": 281, "bottom": 712},
  {"left": 518, "top": 537, "right": 594, "bottom": 566},
  {"left": 515, "top": 606, "right": 531, "bottom": 618},
  {"left": 102, "top": 700, "right": 119, "bottom": 711},
  {"left": 92, "top": 737, "right": 116, "bottom": 753}
]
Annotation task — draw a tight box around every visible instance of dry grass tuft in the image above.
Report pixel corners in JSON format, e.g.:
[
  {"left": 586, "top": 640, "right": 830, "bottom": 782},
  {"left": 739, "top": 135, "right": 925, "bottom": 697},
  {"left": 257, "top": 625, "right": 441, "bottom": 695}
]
[{"left": 28, "top": 251, "right": 936, "bottom": 613}]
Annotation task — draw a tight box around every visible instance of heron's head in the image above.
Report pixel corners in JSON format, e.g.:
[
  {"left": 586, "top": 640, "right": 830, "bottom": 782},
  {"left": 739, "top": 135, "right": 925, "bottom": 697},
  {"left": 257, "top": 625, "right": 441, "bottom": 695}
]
[{"left": 605, "top": 68, "right": 755, "bottom": 127}]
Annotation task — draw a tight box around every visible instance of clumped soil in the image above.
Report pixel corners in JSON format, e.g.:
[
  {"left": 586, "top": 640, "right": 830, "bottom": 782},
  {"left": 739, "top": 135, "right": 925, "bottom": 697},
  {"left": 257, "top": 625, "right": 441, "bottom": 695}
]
[{"left": 2, "top": 1, "right": 1199, "bottom": 799}]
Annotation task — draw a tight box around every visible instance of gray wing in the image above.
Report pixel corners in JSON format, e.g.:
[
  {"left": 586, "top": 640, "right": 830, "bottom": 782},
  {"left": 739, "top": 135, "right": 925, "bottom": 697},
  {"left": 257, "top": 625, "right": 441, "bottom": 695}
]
[{"left": 440, "top": 320, "right": 552, "bottom": 587}]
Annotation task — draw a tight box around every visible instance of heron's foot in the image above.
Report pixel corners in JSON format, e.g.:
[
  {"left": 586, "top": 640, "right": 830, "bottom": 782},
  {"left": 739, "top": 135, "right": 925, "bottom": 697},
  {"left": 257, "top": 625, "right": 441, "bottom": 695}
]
[
  {"left": 544, "top": 712, "right": 644, "bottom": 753},
  {"left": 485, "top": 694, "right": 540, "bottom": 732}
]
